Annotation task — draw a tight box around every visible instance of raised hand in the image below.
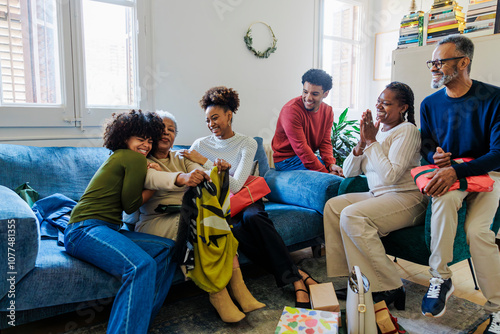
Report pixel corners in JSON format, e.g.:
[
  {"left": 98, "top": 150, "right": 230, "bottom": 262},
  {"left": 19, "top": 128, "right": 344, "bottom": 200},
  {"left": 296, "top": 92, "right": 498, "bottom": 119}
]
[
  {"left": 361, "top": 109, "right": 380, "bottom": 146},
  {"left": 178, "top": 149, "right": 208, "bottom": 165}
]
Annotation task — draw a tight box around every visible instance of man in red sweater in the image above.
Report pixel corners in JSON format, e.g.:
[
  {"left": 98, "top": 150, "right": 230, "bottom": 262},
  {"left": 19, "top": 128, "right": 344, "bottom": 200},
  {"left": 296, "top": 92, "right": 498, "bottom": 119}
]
[{"left": 272, "top": 69, "right": 343, "bottom": 175}]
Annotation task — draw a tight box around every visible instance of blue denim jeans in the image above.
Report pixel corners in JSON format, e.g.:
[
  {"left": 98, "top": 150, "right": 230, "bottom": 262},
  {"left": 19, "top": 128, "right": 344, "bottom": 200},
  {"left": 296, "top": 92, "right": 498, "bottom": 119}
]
[
  {"left": 274, "top": 155, "right": 325, "bottom": 171},
  {"left": 64, "top": 219, "right": 176, "bottom": 334}
]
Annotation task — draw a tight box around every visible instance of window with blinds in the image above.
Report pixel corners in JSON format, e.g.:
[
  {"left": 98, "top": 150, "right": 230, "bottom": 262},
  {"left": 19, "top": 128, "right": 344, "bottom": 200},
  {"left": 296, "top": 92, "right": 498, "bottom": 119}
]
[
  {"left": 0, "top": 0, "right": 142, "bottom": 129},
  {"left": 0, "top": 0, "right": 60, "bottom": 104}
]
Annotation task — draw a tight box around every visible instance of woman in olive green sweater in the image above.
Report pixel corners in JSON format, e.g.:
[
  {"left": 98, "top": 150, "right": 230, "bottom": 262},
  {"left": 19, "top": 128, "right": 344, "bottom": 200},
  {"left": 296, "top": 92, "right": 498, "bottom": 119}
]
[{"left": 65, "top": 110, "right": 176, "bottom": 334}]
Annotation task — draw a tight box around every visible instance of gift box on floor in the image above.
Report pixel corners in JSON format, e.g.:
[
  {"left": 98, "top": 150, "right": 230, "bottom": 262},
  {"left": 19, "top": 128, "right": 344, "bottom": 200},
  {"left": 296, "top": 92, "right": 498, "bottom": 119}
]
[
  {"left": 374, "top": 300, "right": 406, "bottom": 334},
  {"left": 310, "top": 282, "right": 340, "bottom": 312},
  {"left": 275, "top": 306, "right": 339, "bottom": 334}
]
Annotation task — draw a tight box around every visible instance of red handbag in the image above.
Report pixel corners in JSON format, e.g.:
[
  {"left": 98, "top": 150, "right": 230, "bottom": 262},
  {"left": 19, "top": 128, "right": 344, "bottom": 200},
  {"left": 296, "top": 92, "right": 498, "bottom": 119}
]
[
  {"left": 229, "top": 175, "right": 271, "bottom": 217},
  {"left": 411, "top": 158, "right": 495, "bottom": 193}
]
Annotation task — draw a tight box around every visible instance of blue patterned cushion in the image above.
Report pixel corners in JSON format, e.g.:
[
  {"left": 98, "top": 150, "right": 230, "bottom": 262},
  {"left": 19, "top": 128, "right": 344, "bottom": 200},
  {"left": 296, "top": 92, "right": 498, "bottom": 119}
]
[{"left": 0, "top": 186, "right": 39, "bottom": 300}]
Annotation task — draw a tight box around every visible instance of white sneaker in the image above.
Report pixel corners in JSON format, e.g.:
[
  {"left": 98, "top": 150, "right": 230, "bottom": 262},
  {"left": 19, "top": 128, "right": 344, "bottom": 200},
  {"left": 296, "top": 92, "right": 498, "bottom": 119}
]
[{"left": 484, "top": 311, "right": 500, "bottom": 334}]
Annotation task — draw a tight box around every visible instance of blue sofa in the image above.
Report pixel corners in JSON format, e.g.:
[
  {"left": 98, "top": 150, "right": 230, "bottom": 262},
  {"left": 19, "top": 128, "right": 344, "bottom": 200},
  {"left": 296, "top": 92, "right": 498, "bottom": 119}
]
[{"left": 0, "top": 137, "right": 342, "bottom": 329}]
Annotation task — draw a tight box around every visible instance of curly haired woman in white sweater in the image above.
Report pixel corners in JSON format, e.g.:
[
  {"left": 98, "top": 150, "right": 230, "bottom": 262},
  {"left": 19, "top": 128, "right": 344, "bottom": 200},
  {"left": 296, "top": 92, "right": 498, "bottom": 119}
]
[{"left": 180, "top": 86, "right": 316, "bottom": 312}]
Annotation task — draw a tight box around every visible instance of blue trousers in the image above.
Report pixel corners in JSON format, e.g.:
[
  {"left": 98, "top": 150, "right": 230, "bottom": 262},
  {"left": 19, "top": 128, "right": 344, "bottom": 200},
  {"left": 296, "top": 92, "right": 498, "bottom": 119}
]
[
  {"left": 275, "top": 155, "right": 325, "bottom": 171},
  {"left": 64, "top": 219, "right": 176, "bottom": 334}
]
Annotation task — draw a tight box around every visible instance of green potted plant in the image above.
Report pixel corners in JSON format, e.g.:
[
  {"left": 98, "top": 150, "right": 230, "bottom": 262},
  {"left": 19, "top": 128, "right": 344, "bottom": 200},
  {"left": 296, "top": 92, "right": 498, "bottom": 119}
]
[{"left": 331, "top": 107, "right": 360, "bottom": 167}]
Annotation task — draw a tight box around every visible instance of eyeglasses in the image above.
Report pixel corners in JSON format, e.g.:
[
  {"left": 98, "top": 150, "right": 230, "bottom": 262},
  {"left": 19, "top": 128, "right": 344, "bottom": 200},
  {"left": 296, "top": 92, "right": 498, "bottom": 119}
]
[{"left": 426, "top": 56, "right": 465, "bottom": 70}]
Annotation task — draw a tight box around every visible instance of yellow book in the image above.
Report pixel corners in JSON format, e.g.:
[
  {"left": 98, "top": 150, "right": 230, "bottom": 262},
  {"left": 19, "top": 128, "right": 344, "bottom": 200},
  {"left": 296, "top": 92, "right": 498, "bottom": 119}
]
[
  {"left": 470, "top": 0, "right": 496, "bottom": 4},
  {"left": 428, "top": 23, "right": 459, "bottom": 33}
]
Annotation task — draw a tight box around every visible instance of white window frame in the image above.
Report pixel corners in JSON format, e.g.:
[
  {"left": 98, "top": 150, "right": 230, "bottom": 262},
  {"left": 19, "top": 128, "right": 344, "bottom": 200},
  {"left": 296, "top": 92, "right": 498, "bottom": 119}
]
[
  {"left": 317, "top": 0, "right": 367, "bottom": 118},
  {"left": 0, "top": 0, "right": 152, "bottom": 129}
]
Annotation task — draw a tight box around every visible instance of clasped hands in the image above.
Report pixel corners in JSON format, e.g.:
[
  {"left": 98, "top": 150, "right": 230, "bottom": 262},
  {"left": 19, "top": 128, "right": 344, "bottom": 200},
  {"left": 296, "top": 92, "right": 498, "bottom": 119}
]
[
  {"left": 423, "top": 147, "right": 457, "bottom": 197},
  {"left": 353, "top": 110, "right": 379, "bottom": 156}
]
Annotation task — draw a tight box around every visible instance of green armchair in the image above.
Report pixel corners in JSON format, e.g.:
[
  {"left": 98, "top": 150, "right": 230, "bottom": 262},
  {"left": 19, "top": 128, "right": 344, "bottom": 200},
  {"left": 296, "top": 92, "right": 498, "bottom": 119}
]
[{"left": 338, "top": 175, "right": 500, "bottom": 290}]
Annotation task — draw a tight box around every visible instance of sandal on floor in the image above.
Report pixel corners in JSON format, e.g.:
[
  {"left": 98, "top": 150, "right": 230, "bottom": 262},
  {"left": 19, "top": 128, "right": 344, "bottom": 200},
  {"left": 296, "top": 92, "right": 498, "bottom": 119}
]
[
  {"left": 295, "top": 288, "right": 311, "bottom": 309},
  {"left": 299, "top": 268, "right": 321, "bottom": 287}
]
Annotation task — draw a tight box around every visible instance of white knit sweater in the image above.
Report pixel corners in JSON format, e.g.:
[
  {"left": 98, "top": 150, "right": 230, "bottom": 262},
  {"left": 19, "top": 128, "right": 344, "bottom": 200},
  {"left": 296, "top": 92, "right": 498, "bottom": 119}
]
[
  {"left": 343, "top": 122, "right": 421, "bottom": 196},
  {"left": 191, "top": 132, "right": 257, "bottom": 193}
]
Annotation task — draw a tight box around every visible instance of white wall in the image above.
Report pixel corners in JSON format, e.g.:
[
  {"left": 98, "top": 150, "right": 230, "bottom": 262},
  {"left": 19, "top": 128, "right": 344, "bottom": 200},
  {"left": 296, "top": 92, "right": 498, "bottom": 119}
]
[
  {"left": 367, "top": 0, "right": 436, "bottom": 109},
  {"left": 1, "top": 0, "right": 477, "bottom": 146},
  {"left": 150, "top": 0, "right": 316, "bottom": 145}
]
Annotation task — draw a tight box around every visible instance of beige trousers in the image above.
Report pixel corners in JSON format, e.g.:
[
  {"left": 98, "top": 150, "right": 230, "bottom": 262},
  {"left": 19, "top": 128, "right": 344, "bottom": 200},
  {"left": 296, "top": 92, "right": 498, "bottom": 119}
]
[
  {"left": 324, "top": 190, "right": 428, "bottom": 292},
  {"left": 429, "top": 172, "right": 500, "bottom": 312}
]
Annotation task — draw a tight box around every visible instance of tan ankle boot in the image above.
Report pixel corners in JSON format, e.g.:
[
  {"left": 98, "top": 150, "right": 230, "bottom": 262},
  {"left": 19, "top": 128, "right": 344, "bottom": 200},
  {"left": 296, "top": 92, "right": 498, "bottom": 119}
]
[
  {"left": 209, "top": 287, "right": 245, "bottom": 323},
  {"left": 229, "top": 267, "right": 266, "bottom": 313}
]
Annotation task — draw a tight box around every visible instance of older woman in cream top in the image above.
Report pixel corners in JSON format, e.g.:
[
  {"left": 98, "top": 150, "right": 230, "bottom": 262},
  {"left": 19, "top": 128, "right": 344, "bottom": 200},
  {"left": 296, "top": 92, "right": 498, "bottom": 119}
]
[{"left": 323, "top": 82, "right": 428, "bottom": 311}]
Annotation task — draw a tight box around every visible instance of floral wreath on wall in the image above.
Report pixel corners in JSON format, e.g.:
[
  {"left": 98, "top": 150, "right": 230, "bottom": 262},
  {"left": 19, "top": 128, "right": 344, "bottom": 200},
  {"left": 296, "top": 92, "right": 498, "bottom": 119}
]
[{"left": 243, "top": 21, "right": 277, "bottom": 59}]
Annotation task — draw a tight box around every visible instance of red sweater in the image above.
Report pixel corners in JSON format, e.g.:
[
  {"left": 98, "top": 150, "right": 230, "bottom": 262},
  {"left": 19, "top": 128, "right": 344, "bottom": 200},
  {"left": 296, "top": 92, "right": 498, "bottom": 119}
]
[{"left": 272, "top": 96, "right": 335, "bottom": 173}]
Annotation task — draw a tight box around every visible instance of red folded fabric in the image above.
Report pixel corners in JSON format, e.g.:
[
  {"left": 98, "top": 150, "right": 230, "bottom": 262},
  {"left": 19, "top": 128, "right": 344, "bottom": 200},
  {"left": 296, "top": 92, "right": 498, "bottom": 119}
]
[
  {"left": 411, "top": 158, "right": 494, "bottom": 193},
  {"left": 229, "top": 176, "right": 271, "bottom": 217}
]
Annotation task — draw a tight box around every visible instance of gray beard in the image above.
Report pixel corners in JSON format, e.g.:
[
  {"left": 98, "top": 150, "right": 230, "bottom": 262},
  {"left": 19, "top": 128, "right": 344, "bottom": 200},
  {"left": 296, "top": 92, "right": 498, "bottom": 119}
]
[{"left": 431, "top": 69, "right": 459, "bottom": 89}]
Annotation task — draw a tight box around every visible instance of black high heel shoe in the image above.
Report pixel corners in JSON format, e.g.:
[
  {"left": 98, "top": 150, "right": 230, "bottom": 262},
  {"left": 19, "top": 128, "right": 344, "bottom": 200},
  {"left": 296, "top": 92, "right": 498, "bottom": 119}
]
[
  {"left": 299, "top": 268, "right": 321, "bottom": 287},
  {"left": 295, "top": 288, "right": 312, "bottom": 309},
  {"left": 372, "top": 286, "right": 406, "bottom": 310}
]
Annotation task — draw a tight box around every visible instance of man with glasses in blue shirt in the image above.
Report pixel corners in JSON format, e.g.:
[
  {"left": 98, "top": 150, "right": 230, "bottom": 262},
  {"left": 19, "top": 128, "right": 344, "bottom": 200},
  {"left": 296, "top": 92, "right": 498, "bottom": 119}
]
[{"left": 420, "top": 34, "right": 500, "bottom": 334}]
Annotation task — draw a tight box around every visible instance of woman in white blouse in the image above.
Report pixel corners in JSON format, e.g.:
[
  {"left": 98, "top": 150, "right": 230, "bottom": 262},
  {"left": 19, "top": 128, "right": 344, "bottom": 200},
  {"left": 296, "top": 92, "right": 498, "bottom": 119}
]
[
  {"left": 323, "top": 82, "right": 428, "bottom": 310},
  {"left": 180, "top": 86, "right": 316, "bottom": 311}
]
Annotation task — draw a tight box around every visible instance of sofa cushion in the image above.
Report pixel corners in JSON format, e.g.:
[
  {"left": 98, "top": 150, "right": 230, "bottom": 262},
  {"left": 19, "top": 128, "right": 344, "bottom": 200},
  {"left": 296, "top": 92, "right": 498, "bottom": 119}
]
[
  {"left": 265, "top": 169, "right": 342, "bottom": 214},
  {"left": 0, "top": 186, "right": 39, "bottom": 300},
  {"left": 253, "top": 137, "right": 270, "bottom": 177},
  {"left": 264, "top": 202, "right": 324, "bottom": 251},
  {"left": 0, "top": 144, "right": 111, "bottom": 201},
  {"left": 0, "top": 238, "right": 122, "bottom": 311}
]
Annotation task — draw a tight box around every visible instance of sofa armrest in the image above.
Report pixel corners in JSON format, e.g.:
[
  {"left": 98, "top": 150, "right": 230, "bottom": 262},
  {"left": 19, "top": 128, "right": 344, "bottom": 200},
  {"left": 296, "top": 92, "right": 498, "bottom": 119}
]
[
  {"left": 338, "top": 175, "right": 369, "bottom": 195},
  {"left": 0, "top": 186, "right": 39, "bottom": 300},
  {"left": 264, "top": 169, "right": 342, "bottom": 214}
]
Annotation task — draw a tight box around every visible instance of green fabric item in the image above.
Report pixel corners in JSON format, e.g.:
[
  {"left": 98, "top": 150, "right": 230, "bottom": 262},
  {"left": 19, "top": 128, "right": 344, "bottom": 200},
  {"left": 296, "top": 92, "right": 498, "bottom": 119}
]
[
  {"left": 187, "top": 168, "right": 238, "bottom": 293},
  {"left": 15, "top": 182, "right": 39, "bottom": 208},
  {"left": 69, "top": 149, "right": 148, "bottom": 225}
]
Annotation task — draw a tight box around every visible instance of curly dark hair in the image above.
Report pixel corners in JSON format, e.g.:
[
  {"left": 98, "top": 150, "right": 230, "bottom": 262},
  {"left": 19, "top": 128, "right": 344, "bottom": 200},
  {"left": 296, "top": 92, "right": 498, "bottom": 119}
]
[
  {"left": 102, "top": 109, "right": 165, "bottom": 154},
  {"left": 199, "top": 86, "right": 240, "bottom": 113},
  {"left": 301, "top": 69, "right": 333, "bottom": 92},
  {"left": 385, "top": 81, "right": 416, "bottom": 125}
]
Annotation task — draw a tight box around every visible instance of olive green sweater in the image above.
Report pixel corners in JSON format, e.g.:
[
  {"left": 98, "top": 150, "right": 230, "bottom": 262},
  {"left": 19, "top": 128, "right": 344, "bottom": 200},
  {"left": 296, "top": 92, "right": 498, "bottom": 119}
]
[{"left": 69, "top": 149, "right": 147, "bottom": 225}]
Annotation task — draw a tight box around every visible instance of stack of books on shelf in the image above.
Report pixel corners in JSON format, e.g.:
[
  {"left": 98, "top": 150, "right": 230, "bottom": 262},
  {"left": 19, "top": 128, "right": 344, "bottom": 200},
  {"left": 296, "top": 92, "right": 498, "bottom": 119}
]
[
  {"left": 426, "top": 0, "right": 466, "bottom": 45},
  {"left": 397, "top": 11, "right": 426, "bottom": 49},
  {"left": 464, "top": 0, "right": 499, "bottom": 37}
]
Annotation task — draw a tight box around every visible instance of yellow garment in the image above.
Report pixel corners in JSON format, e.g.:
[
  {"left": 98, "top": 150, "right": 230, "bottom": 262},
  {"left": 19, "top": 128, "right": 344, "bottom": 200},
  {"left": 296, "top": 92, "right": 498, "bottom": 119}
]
[{"left": 187, "top": 167, "right": 238, "bottom": 293}]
